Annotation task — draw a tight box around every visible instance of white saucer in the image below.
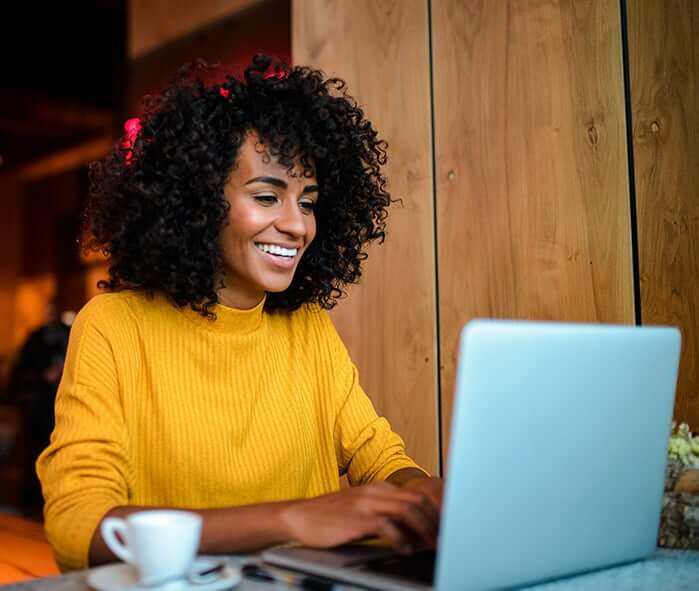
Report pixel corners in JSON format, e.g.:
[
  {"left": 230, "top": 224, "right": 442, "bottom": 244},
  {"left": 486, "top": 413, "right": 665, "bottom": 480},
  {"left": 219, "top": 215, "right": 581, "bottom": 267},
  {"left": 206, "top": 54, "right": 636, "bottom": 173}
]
[{"left": 87, "top": 558, "right": 241, "bottom": 591}]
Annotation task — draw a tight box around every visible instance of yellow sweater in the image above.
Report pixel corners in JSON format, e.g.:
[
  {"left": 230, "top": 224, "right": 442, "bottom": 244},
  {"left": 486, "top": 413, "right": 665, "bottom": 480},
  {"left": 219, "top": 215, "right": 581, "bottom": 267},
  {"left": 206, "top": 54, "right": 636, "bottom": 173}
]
[{"left": 37, "top": 291, "right": 424, "bottom": 571}]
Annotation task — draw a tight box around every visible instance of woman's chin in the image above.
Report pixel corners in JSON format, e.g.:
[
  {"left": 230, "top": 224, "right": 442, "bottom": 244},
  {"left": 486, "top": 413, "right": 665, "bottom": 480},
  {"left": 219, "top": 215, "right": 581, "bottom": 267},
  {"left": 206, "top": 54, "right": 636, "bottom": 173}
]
[
  {"left": 263, "top": 283, "right": 294, "bottom": 294},
  {"left": 259, "top": 276, "right": 295, "bottom": 294}
]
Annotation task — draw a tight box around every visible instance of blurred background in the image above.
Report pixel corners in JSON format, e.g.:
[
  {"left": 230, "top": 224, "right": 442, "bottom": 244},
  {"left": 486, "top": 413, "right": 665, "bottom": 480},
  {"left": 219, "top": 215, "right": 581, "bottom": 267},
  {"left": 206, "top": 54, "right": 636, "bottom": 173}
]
[
  {"left": 1, "top": 3, "right": 698, "bottom": 576},
  {"left": 0, "top": 0, "right": 290, "bottom": 519},
  {"left": 0, "top": 0, "right": 698, "bottom": 583}
]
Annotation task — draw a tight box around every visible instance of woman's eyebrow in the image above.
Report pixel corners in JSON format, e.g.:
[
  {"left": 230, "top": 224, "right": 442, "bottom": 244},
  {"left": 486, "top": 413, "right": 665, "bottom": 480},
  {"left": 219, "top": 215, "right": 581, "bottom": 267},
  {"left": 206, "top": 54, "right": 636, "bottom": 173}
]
[
  {"left": 245, "top": 176, "right": 287, "bottom": 188},
  {"left": 245, "top": 176, "right": 319, "bottom": 195}
]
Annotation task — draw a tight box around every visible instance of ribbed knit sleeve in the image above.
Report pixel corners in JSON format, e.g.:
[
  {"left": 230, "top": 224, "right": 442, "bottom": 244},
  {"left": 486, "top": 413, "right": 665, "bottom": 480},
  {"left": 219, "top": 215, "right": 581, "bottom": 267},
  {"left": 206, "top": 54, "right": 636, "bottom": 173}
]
[
  {"left": 315, "top": 311, "right": 429, "bottom": 485},
  {"left": 37, "top": 295, "right": 131, "bottom": 572}
]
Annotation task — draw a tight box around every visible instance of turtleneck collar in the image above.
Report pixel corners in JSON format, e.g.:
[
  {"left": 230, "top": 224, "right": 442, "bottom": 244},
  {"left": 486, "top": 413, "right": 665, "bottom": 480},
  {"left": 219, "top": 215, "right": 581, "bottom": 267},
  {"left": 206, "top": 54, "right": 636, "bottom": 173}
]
[{"left": 180, "top": 294, "right": 266, "bottom": 335}]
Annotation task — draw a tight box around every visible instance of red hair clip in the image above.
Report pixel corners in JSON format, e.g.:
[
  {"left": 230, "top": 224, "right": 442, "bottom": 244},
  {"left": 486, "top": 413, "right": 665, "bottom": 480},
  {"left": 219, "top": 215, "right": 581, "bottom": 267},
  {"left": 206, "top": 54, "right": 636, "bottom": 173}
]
[
  {"left": 263, "top": 70, "right": 289, "bottom": 80},
  {"left": 121, "top": 118, "right": 142, "bottom": 165}
]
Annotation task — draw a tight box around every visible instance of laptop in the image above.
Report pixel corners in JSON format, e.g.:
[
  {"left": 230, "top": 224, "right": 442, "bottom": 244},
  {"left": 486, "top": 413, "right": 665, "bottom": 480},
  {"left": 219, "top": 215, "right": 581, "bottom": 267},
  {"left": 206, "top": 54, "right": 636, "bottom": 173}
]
[{"left": 263, "top": 319, "right": 681, "bottom": 591}]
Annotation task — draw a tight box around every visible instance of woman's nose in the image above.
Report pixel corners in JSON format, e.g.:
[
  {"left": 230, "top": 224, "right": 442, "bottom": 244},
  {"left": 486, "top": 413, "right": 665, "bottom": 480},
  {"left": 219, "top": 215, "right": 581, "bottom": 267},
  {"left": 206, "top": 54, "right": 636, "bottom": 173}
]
[{"left": 275, "top": 200, "right": 307, "bottom": 237}]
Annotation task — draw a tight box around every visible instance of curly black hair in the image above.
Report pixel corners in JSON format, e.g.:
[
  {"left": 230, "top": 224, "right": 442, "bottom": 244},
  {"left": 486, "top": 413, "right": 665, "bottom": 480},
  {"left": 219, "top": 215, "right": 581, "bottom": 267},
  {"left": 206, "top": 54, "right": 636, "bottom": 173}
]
[{"left": 84, "top": 54, "right": 391, "bottom": 317}]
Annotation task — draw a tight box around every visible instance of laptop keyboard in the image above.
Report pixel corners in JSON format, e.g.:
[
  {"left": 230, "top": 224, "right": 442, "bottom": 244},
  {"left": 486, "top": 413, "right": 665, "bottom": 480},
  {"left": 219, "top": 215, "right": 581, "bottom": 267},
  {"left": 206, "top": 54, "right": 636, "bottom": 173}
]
[{"left": 357, "top": 549, "right": 436, "bottom": 585}]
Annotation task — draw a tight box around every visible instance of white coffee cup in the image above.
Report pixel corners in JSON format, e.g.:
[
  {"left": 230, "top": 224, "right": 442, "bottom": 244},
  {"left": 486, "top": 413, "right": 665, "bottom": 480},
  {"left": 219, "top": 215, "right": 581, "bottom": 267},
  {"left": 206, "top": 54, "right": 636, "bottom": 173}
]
[{"left": 101, "top": 510, "right": 203, "bottom": 586}]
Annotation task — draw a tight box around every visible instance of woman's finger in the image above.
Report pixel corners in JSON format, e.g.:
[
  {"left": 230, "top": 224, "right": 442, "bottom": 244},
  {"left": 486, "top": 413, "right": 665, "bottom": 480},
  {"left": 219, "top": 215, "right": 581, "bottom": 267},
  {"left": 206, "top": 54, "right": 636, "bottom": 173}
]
[
  {"left": 374, "top": 516, "right": 408, "bottom": 553},
  {"left": 367, "top": 498, "right": 436, "bottom": 547}
]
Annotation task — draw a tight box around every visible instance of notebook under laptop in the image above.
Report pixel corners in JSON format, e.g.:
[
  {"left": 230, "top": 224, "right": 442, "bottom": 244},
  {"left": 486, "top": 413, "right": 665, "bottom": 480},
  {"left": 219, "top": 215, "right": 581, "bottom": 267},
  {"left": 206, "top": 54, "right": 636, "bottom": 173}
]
[{"left": 263, "top": 320, "right": 681, "bottom": 591}]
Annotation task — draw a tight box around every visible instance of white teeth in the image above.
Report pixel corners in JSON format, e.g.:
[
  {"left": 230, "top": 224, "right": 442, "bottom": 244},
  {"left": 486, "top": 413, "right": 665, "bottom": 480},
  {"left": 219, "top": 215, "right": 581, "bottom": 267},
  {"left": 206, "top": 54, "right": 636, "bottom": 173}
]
[{"left": 256, "top": 243, "right": 298, "bottom": 257}]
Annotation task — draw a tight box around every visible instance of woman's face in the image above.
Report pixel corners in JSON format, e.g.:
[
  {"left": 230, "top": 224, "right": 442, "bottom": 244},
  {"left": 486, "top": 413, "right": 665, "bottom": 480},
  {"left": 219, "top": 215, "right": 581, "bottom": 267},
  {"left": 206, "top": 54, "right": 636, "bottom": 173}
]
[{"left": 217, "top": 133, "right": 318, "bottom": 309}]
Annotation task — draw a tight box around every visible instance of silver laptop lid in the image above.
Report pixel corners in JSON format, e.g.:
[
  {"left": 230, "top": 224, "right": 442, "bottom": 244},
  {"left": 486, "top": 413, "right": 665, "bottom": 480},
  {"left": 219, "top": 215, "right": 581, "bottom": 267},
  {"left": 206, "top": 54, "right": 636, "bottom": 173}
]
[{"left": 435, "top": 320, "right": 681, "bottom": 591}]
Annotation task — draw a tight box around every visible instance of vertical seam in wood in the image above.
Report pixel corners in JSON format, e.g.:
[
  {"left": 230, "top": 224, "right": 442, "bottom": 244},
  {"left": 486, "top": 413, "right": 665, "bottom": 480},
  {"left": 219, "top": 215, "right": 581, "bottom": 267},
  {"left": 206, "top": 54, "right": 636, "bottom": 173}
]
[
  {"left": 620, "top": 0, "right": 643, "bottom": 325},
  {"left": 427, "top": 0, "right": 444, "bottom": 476}
]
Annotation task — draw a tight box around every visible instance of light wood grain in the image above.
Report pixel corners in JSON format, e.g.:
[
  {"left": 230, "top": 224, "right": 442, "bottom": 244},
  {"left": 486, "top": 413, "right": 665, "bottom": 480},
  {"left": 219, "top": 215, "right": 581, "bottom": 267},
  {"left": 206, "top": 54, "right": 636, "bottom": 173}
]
[
  {"left": 293, "top": 0, "right": 439, "bottom": 474},
  {"left": 627, "top": 0, "right": 699, "bottom": 431},
  {"left": 432, "top": 0, "right": 635, "bottom": 463}
]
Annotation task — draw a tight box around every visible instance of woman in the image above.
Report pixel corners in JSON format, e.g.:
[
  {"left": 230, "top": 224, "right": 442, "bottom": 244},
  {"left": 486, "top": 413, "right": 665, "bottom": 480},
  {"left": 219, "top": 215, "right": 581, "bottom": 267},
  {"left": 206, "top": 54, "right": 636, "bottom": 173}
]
[{"left": 38, "top": 55, "right": 442, "bottom": 572}]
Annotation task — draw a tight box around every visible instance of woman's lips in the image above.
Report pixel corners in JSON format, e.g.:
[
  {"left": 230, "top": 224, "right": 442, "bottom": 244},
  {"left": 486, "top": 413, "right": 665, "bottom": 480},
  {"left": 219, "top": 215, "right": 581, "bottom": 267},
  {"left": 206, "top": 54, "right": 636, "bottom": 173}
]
[{"left": 255, "top": 245, "right": 297, "bottom": 269}]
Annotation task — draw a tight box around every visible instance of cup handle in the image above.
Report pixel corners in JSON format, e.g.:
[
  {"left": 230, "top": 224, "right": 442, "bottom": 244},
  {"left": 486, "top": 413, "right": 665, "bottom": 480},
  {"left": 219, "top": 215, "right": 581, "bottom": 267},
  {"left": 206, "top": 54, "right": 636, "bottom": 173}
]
[{"left": 100, "top": 517, "right": 135, "bottom": 565}]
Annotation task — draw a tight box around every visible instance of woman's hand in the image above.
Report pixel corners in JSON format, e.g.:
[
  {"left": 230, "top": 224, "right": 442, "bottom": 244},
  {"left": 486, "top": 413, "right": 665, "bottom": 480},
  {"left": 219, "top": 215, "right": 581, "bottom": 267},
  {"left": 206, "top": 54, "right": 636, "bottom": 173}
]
[
  {"left": 395, "top": 475, "right": 444, "bottom": 550},
  {"left": 401, "top": 476, "right": 443, "bottom": 512},
  {"left": 280, "top": 481, "right": 439, "bottom": 553}
]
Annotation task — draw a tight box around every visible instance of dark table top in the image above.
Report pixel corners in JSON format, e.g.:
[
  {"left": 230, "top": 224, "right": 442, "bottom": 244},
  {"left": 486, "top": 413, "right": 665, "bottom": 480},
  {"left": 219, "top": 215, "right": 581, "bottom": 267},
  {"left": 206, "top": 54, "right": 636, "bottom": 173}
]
[{"left": 3, "top": 550, "right": 699, "bottom": 591}]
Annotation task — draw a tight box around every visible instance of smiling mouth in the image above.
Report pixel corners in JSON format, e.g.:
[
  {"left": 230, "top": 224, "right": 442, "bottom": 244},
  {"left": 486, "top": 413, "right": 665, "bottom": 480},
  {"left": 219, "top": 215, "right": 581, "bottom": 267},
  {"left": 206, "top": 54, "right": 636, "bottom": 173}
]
[
  {"left": 255, "top": 243, "right": 298, "bottom": 258},
  {"left": 254, "top": 243, "right": 300, "bottom": 268}
]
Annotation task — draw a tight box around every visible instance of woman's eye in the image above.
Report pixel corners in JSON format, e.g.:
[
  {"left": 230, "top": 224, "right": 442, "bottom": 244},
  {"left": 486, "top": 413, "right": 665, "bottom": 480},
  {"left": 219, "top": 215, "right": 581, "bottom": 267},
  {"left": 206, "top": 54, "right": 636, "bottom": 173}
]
[
  {"left": 299, "top": 200, "right": 317, "bottom": 213},
  {"left": 255, "top": 195, "right": 278, "bottom": 205}
]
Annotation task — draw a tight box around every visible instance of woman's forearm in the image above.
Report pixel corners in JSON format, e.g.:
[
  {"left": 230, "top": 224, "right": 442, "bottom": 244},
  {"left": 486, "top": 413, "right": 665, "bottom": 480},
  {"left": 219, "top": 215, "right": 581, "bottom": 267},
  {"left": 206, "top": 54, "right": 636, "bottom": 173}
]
[
  {"left": 385, "top": 467, "right": 430, "bottom": 486},
  {"left": 89, "top": 501, "right": 296, "bottom": 566},
  {"left": 88, "top": 479, "right": 444, "bottom": 567}
]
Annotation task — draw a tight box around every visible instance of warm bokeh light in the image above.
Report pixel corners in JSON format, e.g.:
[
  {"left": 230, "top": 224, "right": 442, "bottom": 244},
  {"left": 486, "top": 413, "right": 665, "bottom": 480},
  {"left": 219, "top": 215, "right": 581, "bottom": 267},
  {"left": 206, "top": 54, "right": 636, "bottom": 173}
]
[{"left": 13, "top": 275, "right": 56, "bottom": 350}]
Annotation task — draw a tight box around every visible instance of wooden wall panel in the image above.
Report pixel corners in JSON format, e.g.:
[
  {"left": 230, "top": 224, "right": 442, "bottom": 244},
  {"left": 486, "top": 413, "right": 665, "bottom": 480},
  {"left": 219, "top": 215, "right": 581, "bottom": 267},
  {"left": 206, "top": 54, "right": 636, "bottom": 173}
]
[
  {"left": 628, "top": 0, "right": 699, "bottom": 430},
  {"left": 293, "top": 0, "right": 439, "bottom": 474},
  {"left": 432, "top": 0, "right": 635, "bottom": 461}
]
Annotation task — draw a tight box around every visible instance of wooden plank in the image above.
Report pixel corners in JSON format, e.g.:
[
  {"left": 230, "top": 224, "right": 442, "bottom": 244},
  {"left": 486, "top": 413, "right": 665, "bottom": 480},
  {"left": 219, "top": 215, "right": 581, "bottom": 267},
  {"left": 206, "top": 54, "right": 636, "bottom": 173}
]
[
  {"left": 128, "top": 0, "right": 263, "bottom": 58},
  {"left": 627, "top": 0, "right": 699, "bottom": 431},
  {"left": 18, "top": 136, "right": 114, "bottom": 183},
  {"left": 0, "top": 93, "right": 113, "bottom": 136},
  {"left": 127, "top": 0, "right": 290, "bottom": 116},
  {"left": 0, "top": 514, "right": 59, "bottom": 580},
  {"left": 0, "top": 532, "right": 59, "bottom": 579},
  {"left": 293, "top": 0, "right": 439, "bottom": 474},
  {"left": 0, "top": 512, "right": 48, "bottom": 544},
  {"left": 0, "top": 562, "right": 35, "bottom": 585},
  {"left": 432, "top": 0, "right": 635, "bottom": 462}
]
